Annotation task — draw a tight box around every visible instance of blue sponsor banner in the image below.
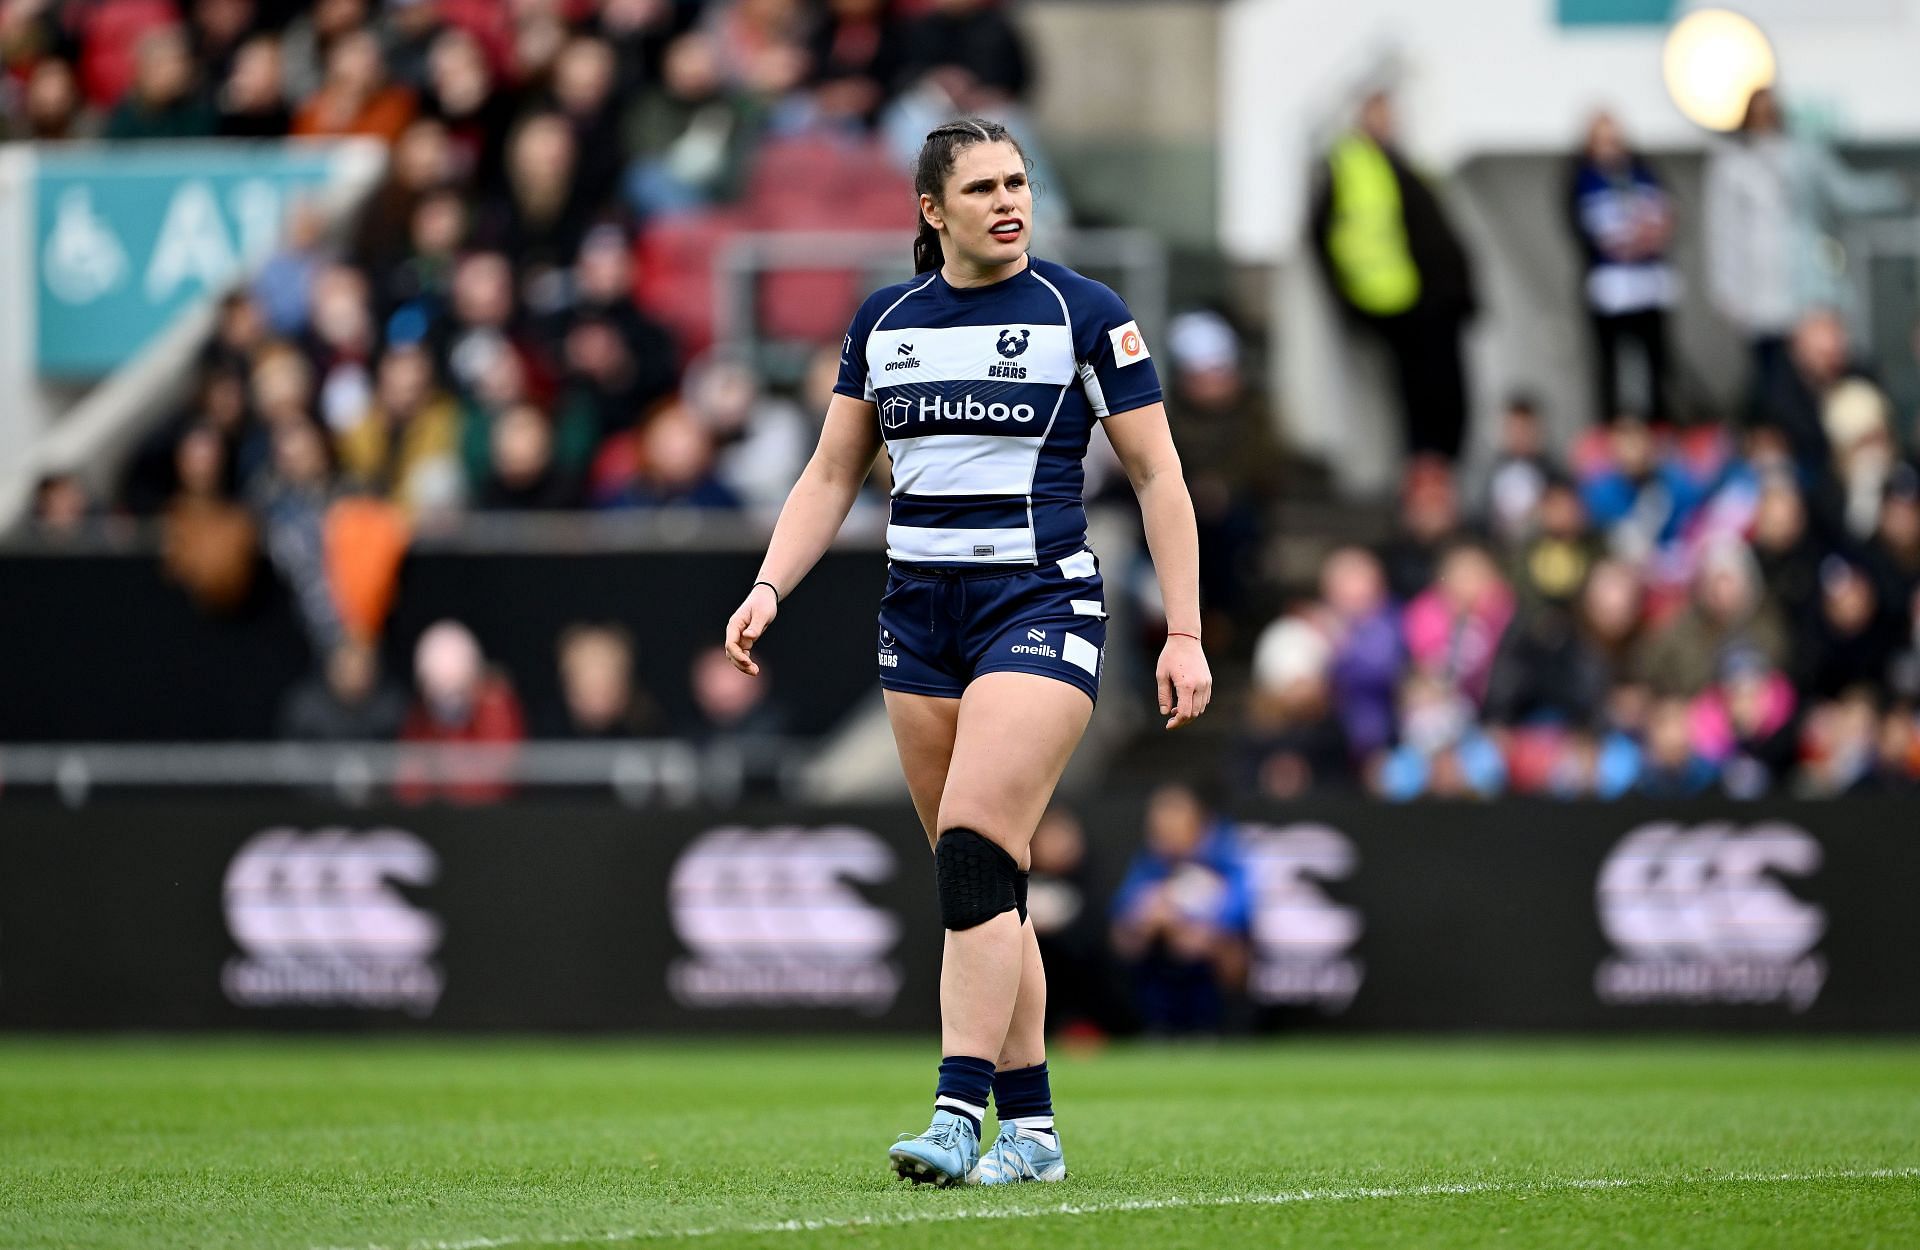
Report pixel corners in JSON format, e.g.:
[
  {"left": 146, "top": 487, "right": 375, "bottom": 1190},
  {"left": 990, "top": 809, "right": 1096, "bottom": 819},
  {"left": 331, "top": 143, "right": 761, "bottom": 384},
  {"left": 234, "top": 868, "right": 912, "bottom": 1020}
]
[
  {"left": 34, "top": 145, "right": 338, "bottom": 377},
  {"left": 1558, "top": 0, "right": 1676, "bottom": 25}
]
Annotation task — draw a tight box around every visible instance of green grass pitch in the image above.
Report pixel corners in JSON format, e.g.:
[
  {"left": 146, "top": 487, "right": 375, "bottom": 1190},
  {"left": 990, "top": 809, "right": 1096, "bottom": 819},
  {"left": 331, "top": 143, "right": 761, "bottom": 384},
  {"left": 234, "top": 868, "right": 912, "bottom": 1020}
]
[{"left": 4, "top": 1037, "right": 1917, "bottom": 1249}]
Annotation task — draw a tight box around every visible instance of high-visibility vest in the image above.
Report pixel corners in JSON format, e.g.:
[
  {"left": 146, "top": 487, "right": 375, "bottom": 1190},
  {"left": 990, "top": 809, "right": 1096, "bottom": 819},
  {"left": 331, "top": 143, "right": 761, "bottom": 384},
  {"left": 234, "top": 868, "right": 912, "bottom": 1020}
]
[{"left": 1326, "top": 135, "right": 1421, "bottom": 316}]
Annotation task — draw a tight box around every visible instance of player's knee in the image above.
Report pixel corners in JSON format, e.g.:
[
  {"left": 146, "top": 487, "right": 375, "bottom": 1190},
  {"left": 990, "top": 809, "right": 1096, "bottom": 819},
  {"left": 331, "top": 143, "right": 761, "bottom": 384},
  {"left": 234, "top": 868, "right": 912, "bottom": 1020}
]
[{"left": 934, "top": 828, "right": 1026, "bottom": 930}]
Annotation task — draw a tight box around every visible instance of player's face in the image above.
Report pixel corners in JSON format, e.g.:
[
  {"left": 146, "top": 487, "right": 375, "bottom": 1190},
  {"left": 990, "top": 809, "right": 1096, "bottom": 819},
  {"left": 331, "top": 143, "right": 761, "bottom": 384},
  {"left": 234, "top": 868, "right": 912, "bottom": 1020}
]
[{"left": 925, "top": 140, "right": 1031, "bottom": 272}]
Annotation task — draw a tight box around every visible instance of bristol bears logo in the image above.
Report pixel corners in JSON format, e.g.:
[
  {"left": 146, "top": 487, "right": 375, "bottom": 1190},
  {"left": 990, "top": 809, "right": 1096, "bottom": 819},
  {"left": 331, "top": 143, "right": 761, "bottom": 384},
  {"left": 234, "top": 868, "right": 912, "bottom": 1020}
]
[
  {"left": 222, "top": 827, "right": 445, "bottom": 1015},
  {"left": 996, "top": 328, "right": 1031, "bottom": 358},
  {"left": 1240, "top": 822, "right": 1364, "bottom": 1012},
  {"left": 1595, "top": 821, "right": 1827, "bottom": 1011},
  {"left": 669, "top": 825, "right": 902, "bottom": 1012},
  {"left": 880, "top": 396, "right": 913, "bottom": 431}
]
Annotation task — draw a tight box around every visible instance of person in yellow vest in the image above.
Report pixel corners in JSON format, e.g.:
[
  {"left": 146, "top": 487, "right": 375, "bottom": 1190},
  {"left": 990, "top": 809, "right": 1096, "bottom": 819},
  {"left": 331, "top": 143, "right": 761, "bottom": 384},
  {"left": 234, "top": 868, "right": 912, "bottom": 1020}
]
[{"left": 1311, "top": 90, "right": 1478, "bottom": 462}]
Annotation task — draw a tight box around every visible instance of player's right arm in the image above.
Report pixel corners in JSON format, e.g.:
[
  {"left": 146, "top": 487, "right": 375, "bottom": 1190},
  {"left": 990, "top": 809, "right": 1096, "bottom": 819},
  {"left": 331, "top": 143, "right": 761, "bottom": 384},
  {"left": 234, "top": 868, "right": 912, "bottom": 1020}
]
[{"left": 724, "top": 392, "right": 882, "bottom": 675}]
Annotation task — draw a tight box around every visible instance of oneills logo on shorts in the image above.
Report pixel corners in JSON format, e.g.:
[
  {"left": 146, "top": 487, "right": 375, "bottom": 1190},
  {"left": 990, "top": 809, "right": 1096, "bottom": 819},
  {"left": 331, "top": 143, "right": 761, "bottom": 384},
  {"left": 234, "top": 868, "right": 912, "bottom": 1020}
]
[{"left": 1110, "top": 320, "right": 1150, "bottom": 366}]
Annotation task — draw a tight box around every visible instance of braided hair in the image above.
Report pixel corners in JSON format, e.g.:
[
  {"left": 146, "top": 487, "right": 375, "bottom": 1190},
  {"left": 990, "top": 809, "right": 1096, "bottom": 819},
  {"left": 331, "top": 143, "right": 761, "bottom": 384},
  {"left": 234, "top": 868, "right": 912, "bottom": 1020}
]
[{"left": 912, "top": 118, "right": 1028, "bottom": 275}]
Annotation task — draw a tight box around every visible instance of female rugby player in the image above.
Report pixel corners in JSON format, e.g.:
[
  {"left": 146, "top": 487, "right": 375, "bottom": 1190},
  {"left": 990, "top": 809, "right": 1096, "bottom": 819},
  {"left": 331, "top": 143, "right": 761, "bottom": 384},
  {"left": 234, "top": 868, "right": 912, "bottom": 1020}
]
[{"left": 723, "top": 118, "right": 1210, "bottom": 1186}]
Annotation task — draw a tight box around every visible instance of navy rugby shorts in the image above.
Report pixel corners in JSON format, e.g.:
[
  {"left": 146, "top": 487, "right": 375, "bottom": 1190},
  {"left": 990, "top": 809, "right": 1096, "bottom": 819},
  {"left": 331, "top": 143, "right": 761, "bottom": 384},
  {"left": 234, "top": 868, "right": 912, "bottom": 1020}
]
[{"left": 877, "top": 550, "right": 1107, "bottom": 703}]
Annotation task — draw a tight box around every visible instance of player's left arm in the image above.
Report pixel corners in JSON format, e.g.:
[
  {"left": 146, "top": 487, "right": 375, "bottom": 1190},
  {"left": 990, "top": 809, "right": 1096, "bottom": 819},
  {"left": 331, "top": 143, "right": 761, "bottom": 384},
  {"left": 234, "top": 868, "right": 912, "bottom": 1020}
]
[{"left": 1105, "top": 402, "right": 1212, "bottom": 729}]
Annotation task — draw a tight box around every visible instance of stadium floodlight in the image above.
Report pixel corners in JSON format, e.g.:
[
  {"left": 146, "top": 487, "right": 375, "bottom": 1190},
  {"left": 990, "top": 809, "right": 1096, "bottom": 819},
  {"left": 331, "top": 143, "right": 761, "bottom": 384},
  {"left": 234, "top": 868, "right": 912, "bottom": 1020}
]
[{"left": 1663, "top": 8, "right": 1777, "bottom": 132}]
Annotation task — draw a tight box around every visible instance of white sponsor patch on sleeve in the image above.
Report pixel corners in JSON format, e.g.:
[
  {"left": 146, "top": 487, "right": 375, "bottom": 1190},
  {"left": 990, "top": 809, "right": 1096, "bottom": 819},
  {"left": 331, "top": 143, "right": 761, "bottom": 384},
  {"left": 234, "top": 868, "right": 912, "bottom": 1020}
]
[{"left": 1108, "top": 320, "right": 1150, "bottom": 367}]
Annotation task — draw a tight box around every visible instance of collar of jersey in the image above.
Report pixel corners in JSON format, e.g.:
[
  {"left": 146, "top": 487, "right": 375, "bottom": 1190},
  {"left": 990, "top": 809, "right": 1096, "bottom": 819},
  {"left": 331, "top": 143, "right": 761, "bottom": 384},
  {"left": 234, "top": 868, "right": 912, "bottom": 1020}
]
[{"left": 934, "top": 257, "right": 1034, "bottom": 300}]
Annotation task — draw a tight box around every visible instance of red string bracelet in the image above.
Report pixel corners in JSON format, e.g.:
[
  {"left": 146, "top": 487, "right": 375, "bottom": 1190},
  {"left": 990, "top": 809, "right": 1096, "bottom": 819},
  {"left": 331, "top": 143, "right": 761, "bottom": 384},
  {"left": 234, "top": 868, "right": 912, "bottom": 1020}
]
[{"left": 1167, "top": 631, "right": 1201, "bottom": 641}]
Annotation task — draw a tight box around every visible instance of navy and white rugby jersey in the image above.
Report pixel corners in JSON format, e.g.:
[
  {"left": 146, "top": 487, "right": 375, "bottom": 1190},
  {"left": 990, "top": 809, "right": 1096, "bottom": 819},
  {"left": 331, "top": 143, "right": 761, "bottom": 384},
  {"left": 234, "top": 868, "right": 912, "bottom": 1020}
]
[{"left": 834, "top": 257, "right": 1162, "bottom": 567}]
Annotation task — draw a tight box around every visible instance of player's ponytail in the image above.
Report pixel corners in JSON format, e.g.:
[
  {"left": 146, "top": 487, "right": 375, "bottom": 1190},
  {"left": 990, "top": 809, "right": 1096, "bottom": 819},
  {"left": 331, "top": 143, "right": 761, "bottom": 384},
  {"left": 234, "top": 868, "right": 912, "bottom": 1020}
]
[{"left": 912, "top": 117, "right": 1028, "bottom": 275}]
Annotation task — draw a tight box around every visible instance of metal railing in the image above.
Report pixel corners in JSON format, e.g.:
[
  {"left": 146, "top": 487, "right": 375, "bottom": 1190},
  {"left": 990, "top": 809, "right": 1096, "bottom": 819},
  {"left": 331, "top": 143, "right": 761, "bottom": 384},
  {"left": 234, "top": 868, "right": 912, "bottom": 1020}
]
[{"left": 0, "top": 739, "right": 816, "bottom": 808}]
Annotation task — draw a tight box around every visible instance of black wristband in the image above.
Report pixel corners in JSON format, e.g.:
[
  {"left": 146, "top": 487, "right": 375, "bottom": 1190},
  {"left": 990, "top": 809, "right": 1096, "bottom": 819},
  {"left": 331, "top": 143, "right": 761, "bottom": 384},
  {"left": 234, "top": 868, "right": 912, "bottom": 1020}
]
[{"left": 752, "top": 580, "right": 782, "bottom": 603}]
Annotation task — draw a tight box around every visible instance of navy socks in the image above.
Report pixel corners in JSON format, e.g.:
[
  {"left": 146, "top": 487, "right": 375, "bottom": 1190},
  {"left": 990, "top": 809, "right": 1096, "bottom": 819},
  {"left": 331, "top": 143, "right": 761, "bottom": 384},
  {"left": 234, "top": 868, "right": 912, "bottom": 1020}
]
[
  {"left": 993, "top": 1061, "right": 1055, "bottom": 1141},
  {"left": 934, "top": 1055, "right": 997, "bottom": 1133}
]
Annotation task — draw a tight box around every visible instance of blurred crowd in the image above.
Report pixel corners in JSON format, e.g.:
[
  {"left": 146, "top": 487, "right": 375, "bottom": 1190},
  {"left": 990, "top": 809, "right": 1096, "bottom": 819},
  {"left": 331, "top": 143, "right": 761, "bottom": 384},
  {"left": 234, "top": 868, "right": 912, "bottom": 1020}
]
[
  {"left": 1241, "top": 374, "right": 1920, "bottom": 801},
  {"left": 1231, "top": 84, "right": 1920, "bottom": 802},
  {"left": 12, "top": 0, "right": 1047, "bottom": 537}
]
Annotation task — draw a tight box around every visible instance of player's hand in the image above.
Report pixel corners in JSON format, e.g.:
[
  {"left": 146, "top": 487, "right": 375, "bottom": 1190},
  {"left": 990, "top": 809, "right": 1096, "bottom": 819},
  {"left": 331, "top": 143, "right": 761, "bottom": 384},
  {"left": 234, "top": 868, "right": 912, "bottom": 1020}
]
[
  {"left": 725, "top": 583, "right": 780, "bottom": 676},
  {"left": 1157, "top": 634, "right": 1212, "bottom": 730}
]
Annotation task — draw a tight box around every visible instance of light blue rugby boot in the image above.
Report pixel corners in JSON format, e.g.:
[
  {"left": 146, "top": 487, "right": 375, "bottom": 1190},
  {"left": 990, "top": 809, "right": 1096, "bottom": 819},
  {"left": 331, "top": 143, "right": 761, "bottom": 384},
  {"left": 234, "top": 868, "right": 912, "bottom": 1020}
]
[
  {"left": 888, "top": 1109, "right": 981, "bottom": 1187},
  {"left": 969, "top": 1120, "right": 1067, "bottom": 1185}
]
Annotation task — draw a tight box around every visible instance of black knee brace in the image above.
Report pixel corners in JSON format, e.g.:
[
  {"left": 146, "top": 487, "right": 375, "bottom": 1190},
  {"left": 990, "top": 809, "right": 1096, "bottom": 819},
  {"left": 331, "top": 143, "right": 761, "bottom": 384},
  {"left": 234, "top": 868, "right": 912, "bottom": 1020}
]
[{"left": 934, "top": 828, "right": 1022, "bottom": 930}]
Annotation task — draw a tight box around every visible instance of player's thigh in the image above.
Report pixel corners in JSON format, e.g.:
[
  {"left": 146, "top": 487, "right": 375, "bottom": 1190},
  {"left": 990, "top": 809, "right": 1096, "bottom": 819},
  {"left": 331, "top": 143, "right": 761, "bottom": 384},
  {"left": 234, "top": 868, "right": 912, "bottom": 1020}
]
[
  {"left": 935, "top": 671, "right": 1092, "bottom": 868},
  {"left": 883, "top": 688, "right": 961, "bottom": 848}
]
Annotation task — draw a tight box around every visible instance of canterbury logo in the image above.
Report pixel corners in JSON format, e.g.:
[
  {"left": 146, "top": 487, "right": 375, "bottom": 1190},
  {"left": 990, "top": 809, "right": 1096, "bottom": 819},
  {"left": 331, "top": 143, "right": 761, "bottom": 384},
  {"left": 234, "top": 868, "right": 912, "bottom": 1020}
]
[
  {"left": 222, "top": 827, "right": 445, "bottom": 1014},
  {"left": 1241, "top": 823, "right": 1365, "bottom": 1011},
  {"left": 669, "top": 826, "right": 902, "bottom": 1011},
  {"left": 1595, "top": 821, "right": 1827, "bottom": 1011}
]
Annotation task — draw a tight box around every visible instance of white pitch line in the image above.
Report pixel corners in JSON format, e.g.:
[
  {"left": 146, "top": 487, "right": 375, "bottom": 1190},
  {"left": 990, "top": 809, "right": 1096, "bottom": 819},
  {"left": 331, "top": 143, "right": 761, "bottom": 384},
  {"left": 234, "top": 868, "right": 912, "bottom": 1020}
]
[{"left": 313, "top": 1167, "right": 1920, "bottom": 1250}]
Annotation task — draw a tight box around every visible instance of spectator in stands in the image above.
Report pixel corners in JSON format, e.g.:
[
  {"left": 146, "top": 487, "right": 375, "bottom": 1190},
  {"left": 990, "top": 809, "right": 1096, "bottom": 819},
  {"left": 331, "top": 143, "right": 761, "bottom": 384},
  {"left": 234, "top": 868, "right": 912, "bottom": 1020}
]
[
  {"left": 593, "top": 404, "right": 742, "bottom": 510},
  {"left": 26, "top": 473, "right": 96, "bottom": 539},
  {"left": 335, "top": 340, "right": 464, "bottom": 515},
  {"left": 123, "top": 363, "right": 254, "bottom": 514},
  {"left": 159, "top": 423, "right": 258, "bottom": 614},
  {"left": 477, "top": 401, "right": 579, "bottom": 510},
  {"left": 1508, "top": 477, "right": 1602, "bottom": 619},
  {"left": 553, "top": 312, "right": 659, "bottom": 444},
  {"left": 14, "top": 59, "right": 95, "bottom": 141},
  {"left": 252, "top": 200, "right": 333, "bottom": 339},
  {"left": 483, "top": 111, "right": 596, "bottom": 276},
  {"left": 1641, "top": 539, "right": 1788, "bottom": 697},
  {"left": 547, "top": 223, "right": 679, "bottom": 425},
  {"left": 542, "top": 622, "right": 662, "bottom": 738},
  {"left": 1705, "top": 87, "right": 1908, "bottom": 398},
  {"left": 623, "top": 32, "right": 766, "bottom": 218},
  {"left": 1634, "top": 694, "right": 1718, "bottom": 798},
  {"left": 1889, "top": 586, "right": 1920, "bottom": 703},
  {"left": 1578, "top": 416, "right": 1704, "bottom": 563},
  {"left": 1376, "top": 670, "right": 1507, "bottom": 800},
  {"left": 1313, "top": 546, "right": 1402, "bottom": 763},
  {"left": 441, "top": 251, "right": 522, "bottom": 398},
  {"left": 1311, "top": 89, "right": 1477, "bottom": 462},
  {"left": 216, "top": 33, "right": 290, "bottom": 137},
  {"left": 1026, "top": 805, "right": 1120, "bottom": 1037},
  {"left": 1797, "top": 687, "right": 1883, "bottom": 797},
  {"left": 1379, "top": 457, "right": 1464, "bottom": 602},
  {"left": 1874, "top": 705, "right": 1919, "bottom": 792},
  {"left": 1401, "top": 540, "right": 1514, "bottom": 706},
  {"left": 422, "top": 27, "right": 512, "bottom": 191},
  {"left": 686, "top": 641, "right": 786, "bottom": 794},
  {"left": 546, "top": 38, "right": 626, "bottom": 213},
  {"left": 684, "top": 352, "right": 810, "bottom": 516},
  {"left": 895, "top": 0, "right": 1031, "bottom": 106},
  {"left": 398, "top": 619, "right": 527, "bottom": 803},
  {"left": 1163, "top": 310, "right": 1289, "bottom": 641},
  {"left": 1241, "top": 614, "right": 1351, "bottom": 798},
  {"left": 354, "top": 119, "right": 458, "bottom": 282},
  {"left": 277, "top": 639, "right": 408, "bottom": 741},
  {"left": 1866, "top": 461, "right": 1920, "bottom": 608},
  {"left": 1697, "top": 647, "right": 1799, "bottom": 800},
  {"left": 1111, "top": 784, "right": 1250, "bottom": 1035},
  {"left": 292, "top": 25, "right": 415, "bottom": 143},
  {"left": 1482, "top": 394, "right": 1553, "bottom": 549},
  {"left": 379, "top": 0, "right": 442, "bottom": 92},
  {"left": 806, "top": 0, "right": 903, "bottom": 131},
  {"left": 1568, "top": 110, "right": 1676, "bottom": 424},
  {"left": 250, "top": 418, "right": 345, "bottom": 650},
  {"left": 1485, "top": 598, "right": 1609, "bottom": 733},
  {"left": 281, "top": 0, "right": 370, "bottom": 104},
  {"left": 384, "top": 187, "right": 468, "bottom": 327},
  {"left": 105, "top": 26, "right": 216, "bottom": 140},
  {"left": 1801, "top": 555, "right": 1901, "bottom": 700},
  {"left": 1748, "top": 461, "right": 1823, "bottom": 640},
  {"left": 307, "top": 263, "right": 381, "bottom": 431}
]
